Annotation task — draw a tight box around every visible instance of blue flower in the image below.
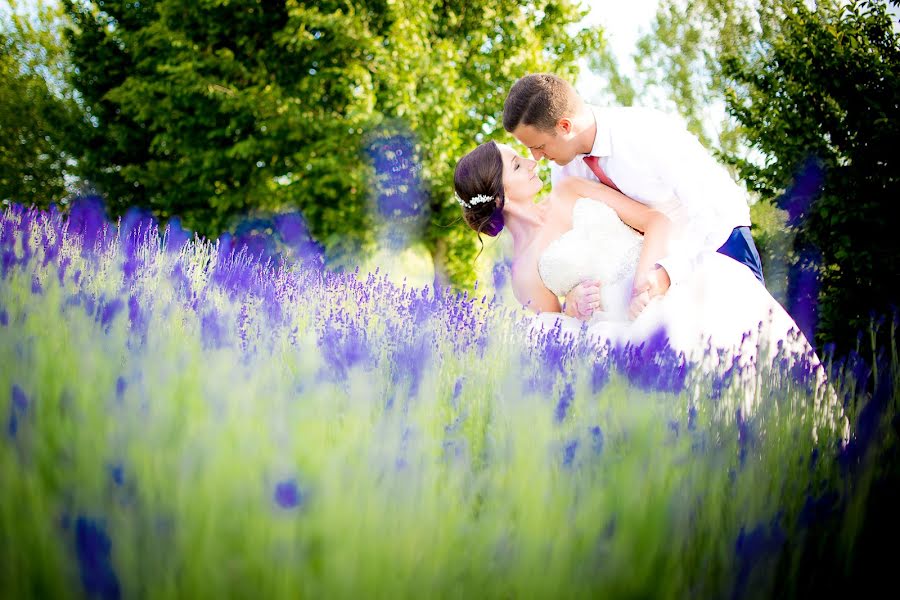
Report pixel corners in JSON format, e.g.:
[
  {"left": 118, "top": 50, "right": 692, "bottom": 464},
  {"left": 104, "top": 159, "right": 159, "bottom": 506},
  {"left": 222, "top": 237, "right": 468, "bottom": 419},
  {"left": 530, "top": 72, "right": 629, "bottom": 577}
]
[
  {"left": 200, "top": 309, "right": 226, "bottom": 349},
  {"left": 99, "top": 299, "right": 124, "bottom": 330},
  {"left": 589, "top": 425, "right": 604, "bottom": 455},
  {"left": 274, "top": 479, "right": 304, "bottom": 509},
  {"left": 67, "top": 196, "right": 109, "bottom": 255},
  {"left": 591, "top": 360, "right": 610, "bottom": 394},
  {"left": 75, "top": 516, "right": 121, "bottom": 600},
  {"left": 7, "top": 384, "right": 28, "bottom": 437},
  {"left": 163, "top": 217, "right": 192, "bottom": 254},
  {"left": 451, "top": 377, "right": 464, "bottom": 405},
  {"left": 108, "top": 464, "right": 125, "bottom": 487},
  {"left": 555, "top": 383, "right": 575, "bottom": 422},
  {"left": 562, "top": 439, "right": 579, "bottom": 467}
]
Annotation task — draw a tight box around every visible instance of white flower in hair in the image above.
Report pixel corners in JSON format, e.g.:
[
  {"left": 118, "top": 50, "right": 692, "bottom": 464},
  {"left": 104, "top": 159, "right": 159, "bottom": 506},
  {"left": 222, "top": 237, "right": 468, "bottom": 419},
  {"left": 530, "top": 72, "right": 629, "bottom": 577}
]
[{"left": 455, "top": 192, "right": 495, "bottom": 210}]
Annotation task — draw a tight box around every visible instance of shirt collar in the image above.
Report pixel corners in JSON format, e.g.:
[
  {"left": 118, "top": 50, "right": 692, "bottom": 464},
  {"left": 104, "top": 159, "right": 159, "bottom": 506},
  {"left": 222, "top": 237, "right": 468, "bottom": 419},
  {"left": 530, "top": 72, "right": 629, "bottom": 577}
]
[{"left": 586, "top": 105, "right": 611, "bottom": 158}]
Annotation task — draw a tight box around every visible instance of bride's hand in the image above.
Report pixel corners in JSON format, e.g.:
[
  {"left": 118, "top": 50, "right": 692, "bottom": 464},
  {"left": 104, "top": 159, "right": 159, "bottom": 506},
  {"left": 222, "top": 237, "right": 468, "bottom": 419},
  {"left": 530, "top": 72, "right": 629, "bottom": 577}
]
[{"left": 565, "top": 279, "right": 603, "bottom": 320}]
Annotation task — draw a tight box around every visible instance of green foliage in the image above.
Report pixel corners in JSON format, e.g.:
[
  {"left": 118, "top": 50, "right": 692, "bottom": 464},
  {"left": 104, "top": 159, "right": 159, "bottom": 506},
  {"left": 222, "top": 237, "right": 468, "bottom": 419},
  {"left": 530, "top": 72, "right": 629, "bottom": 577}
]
[
  {"left": 721, "top": 0, "right": 900, "bottom": 353},
  {"left": 0, "top": 2, "right": 82, "bottom": 206},
  {"left": 587, "top": 0, "right": 900, "bottom": 353},
  {"left": 63, "top": 0, "right": 381, "bottom": 261},
  {"left": 62, "top": 0, "right": 601, "bottom": 282},
  {"left": 590, "top": 0, "right": 768, "bottom": 156}
]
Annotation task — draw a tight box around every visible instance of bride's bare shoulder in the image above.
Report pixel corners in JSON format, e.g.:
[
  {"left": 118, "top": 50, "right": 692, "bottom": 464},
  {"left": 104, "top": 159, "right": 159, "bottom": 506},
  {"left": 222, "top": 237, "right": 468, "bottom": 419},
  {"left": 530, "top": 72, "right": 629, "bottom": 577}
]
[
  {"left": 510, "top": 252, "right": 538, "bottom": 279},
  {"left": 553, "top": 176, "right": 580, "bottom": 196}
]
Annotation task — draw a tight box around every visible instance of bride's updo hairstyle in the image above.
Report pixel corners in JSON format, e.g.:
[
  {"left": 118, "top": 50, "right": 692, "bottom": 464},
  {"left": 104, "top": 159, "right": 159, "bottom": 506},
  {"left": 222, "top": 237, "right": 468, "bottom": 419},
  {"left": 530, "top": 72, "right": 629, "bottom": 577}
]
[{"left": 453, "top": 141, "right": 505, "bottom": 242}]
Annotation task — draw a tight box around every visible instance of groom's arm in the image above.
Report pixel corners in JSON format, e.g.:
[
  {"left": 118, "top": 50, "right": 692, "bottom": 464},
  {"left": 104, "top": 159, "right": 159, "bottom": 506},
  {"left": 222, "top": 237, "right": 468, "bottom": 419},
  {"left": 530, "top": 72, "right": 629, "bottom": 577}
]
[
  {"left": 556, "top": 176, "right": 675, "bottom": 296},
  {"left": 616, "top": 109, "right": 752, "bottom": 287}
]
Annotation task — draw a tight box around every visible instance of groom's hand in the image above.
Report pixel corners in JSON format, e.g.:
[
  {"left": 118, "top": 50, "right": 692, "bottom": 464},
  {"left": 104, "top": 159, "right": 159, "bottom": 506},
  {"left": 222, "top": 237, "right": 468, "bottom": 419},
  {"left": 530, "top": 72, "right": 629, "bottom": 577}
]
[
  {"left": 629, "top": 267, "right": 671, "bottom": 320},
  {"left": 565, "top": 279, "right": 603, "bottom": 320}
]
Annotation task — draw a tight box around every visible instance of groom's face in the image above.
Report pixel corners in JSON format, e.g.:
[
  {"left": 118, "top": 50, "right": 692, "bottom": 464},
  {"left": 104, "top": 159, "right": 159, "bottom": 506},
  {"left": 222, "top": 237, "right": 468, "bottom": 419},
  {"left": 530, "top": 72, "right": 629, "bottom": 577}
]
[{"left": 511, "top": 121, "right": 580, "bottom": 166}]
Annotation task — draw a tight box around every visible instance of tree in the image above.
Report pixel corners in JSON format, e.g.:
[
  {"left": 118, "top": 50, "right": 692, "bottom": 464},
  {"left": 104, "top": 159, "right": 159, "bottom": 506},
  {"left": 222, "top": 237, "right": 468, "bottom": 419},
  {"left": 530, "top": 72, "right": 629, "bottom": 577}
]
[
  {"left": 588, "top": 0, "right": 770, "bottom": 155},
  {"left": 0, "top": 1, "right": 82, "bottom": 206},
  {"left": 586, "top": 0, "right": 797, "bottom": 304},
  {"left": 63, "top": 0, "right": 602, "bottom": 283},
  {"left": 63, "top": 0, "right": 382, "bottom": 261},
  {"left": 364, "top": 0, "right": 602, "bottom": 286},
  {"left": 588, "top": 0, "right": 900, "bottom": 353},
  {"left": 721, "top": 0, "right": 900, "bottom": 354}
]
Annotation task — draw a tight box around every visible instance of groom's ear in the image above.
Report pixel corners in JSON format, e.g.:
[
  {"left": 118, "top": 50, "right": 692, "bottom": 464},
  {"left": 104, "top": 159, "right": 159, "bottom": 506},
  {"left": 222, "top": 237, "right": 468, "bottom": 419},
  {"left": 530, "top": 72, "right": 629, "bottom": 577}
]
[{"left": 556, "top": 118, "right": 573, "bottom": 135}]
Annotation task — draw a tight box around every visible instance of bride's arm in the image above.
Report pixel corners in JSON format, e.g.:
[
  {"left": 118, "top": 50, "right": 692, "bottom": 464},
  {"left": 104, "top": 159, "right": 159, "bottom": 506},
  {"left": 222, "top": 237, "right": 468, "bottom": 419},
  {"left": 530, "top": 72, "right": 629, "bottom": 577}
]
[
  {"left": 511, "top": 261, "right": 563, "bottom": 315},
  {"left": 554, "top": 176, "right": 673, "bottom": 292}
]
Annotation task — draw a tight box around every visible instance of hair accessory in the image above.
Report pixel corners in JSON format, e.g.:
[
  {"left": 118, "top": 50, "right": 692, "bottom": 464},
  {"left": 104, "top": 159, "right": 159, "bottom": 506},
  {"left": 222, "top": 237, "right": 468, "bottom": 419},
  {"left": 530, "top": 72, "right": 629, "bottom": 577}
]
[{"left": 455, "top": 192, "right": 495, "bottom": 210}]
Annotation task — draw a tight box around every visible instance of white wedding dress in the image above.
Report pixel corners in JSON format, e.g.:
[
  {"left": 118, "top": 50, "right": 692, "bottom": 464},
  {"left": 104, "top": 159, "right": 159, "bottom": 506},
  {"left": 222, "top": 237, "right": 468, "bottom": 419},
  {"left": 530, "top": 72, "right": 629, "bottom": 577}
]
[
  {"left": 532, "top": 197, "right": 818, "bottom": 368},
  {"left": 531, "top": 197, "right": 848, "bottom": 441}
]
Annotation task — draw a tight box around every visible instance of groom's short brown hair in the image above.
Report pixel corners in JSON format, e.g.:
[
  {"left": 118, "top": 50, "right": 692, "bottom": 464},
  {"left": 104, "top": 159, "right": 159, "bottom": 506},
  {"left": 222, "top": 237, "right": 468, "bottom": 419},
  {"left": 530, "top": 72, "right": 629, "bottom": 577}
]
[{"left": 503, "top": 73, "right": 577, "bottom": 133}]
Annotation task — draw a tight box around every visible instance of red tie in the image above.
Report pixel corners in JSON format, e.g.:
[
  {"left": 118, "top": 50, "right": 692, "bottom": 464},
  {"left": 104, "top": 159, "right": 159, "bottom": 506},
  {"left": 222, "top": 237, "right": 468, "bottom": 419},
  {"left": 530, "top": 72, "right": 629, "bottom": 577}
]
[{"left": 583, "top": 155, "right": 621, "bottom": 193}]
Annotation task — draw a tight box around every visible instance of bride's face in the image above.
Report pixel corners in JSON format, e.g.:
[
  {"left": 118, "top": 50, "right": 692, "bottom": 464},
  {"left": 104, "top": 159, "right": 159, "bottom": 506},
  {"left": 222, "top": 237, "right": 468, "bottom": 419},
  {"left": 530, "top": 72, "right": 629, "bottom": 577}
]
[{"left": 497, "top": 144, "right": 543, "bottom": 204}]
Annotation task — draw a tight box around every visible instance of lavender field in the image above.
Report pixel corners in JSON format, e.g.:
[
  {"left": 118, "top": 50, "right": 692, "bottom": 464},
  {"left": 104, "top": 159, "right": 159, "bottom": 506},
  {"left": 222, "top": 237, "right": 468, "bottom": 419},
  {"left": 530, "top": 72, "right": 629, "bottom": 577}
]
[{"left": 1, "top": 200, "right": 897, "bottom": 599}]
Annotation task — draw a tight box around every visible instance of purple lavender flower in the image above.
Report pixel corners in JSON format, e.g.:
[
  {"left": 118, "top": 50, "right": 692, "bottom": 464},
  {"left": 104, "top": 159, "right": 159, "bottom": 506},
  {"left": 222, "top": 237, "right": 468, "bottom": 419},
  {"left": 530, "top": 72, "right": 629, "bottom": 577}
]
[
  {"left": 57, "top": 256, "right": 70, "bottom": 284},
  {"left": 274, "top": 212, "right": 323, "bottom": 265},
  {"left": 778, "top": 156, "right": 825, "bottom": 227},
  {"left": 687, "top": 405, "right": 698, "bottom": 431},
  {"left": 591, "top": 360, "right": 609, "bottom": 394},
  {"left": 589, "top": 425, "right": 604, "bottom": 455},
  {"left": 451, "top": 377, "right": 464, "bottom": 405},
  {"left": 555, "top": 383, "right": 575, "bottom": 423},
  {"left": 389, "top": 331, "right": 431, "bottom": 397},
  {"left": 612, "top": 327, "right": 688, "bottom": 394},
  {"left": 787, "top": 248, "right": 820, "bottom": 346},
  {"left": 41, "top": 228, "right": 61, "bottom": 267},
  {"left": 7, "top": 384, "right": 28, "bottom": 437},
  {"left": 108, "top": 464, "right": 125, "bottom": 487},
  {"left": 733, "top": 518, "right": 786, "bottom": 598},
  {"left": 318, "top": 320, "right": 371, "bottom": 379},
  {"left": 66, "top": 196, "right": 109, "bottom": 253},
  {"left": 1, "top": 249, "right": 15, "bottom": 277},
  {"left": 99, "top": 299, "right": 125, "bottom": 330},
  {"left": 273, "top": 479, "right": 304, "bottom": 509},
  {"left": 492, "top": 259, "right": 511, "bottom": 292},
  {"left": 797, "top": 491, "right": 838, "bottom": 529},
  {"left": 200, "top": 309, "right": 225, "bottom": 349},
  {"left": 163, "top": 217, "right": 192, "bottom": 254},
  {"left": 127, "top": 295, "right": 146, "bottom": 336},
  {"left": 115, "top": 377, "right": 127, "bottom": 399},
  {"left": 365, "top": 128, "right": 428, "bottom": 249},
  {"left": 562, "top": 439, "right": 579, "bottom": 467},
  {"left": 735, "top": 408, "right": 751, "bottom": 466},
  {"left": 74, "top": 516, "right": 121, "bottom": 600}
]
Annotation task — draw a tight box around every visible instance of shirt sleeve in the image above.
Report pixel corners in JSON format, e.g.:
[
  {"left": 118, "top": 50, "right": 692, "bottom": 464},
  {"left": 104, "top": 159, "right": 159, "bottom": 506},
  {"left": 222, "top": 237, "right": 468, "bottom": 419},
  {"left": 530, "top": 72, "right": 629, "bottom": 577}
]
[{"left": 619, "top": 109, "right": 751, "bottom": 286}]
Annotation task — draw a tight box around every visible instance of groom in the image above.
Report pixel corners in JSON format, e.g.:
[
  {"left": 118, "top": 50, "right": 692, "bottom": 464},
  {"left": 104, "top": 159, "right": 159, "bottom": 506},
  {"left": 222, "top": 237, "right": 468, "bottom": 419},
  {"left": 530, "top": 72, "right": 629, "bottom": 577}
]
[{"left": 502, "top": 73, "right": 764, "bottom": 319}]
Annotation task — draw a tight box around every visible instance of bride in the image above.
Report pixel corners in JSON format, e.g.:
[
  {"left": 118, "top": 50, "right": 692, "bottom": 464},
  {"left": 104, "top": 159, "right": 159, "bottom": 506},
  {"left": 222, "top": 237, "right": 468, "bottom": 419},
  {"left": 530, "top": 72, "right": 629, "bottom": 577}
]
[{"left": 453, "top": 140, "right": 824, "bottom": 372}]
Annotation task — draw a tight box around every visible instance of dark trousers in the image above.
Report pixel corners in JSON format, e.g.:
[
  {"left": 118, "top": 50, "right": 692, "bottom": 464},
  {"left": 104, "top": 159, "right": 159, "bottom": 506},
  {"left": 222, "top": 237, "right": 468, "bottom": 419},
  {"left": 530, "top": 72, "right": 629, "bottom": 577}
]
[{"left": 717, "top": 226, "right": 765, "bottom": 286}]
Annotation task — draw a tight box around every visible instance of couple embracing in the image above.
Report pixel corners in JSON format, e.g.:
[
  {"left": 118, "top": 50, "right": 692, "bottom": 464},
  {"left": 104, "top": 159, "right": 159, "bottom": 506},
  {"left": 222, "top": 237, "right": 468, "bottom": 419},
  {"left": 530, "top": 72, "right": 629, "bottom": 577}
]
[{"left": 453, "top": 73, "right": 815, "bottom": 371}]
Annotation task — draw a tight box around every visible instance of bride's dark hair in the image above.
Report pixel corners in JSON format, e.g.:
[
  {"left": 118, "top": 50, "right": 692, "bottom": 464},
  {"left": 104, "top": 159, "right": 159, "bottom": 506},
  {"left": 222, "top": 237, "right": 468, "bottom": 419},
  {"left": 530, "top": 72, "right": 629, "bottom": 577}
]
[{"left": 453, "top": 142, "right": 505, "bottom": 251}]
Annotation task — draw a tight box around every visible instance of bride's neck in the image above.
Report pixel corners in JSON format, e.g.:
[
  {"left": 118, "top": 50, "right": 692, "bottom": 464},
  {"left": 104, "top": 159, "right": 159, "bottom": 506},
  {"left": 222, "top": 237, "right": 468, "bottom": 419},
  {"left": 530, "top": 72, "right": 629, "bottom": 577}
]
[{"left": 504, "top": 200, "right": 549, "bottom": 252}]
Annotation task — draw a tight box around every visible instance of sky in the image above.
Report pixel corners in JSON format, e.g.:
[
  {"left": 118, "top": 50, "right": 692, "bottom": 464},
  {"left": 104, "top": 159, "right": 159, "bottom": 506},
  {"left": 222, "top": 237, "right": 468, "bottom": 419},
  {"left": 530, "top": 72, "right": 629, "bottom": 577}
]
[
  {"left": 574, "top": 0, "right": 900, "bottom": 102},
  {"left": 574, "top": 0, "right": 661, "bottom": 101}
]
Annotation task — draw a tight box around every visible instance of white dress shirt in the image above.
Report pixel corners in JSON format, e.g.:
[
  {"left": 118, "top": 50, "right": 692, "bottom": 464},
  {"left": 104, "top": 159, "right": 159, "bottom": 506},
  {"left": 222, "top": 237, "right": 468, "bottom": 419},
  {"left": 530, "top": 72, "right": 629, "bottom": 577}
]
[{"left": 551, "top": 105, "right": 752, "bottom": 287}]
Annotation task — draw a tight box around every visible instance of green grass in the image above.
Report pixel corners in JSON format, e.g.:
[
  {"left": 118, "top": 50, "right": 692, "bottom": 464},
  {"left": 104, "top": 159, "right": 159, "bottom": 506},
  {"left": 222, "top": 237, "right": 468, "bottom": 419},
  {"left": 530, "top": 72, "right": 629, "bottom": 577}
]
[{"left": 0, "top": 206, "right": 895, "bottom": 599}]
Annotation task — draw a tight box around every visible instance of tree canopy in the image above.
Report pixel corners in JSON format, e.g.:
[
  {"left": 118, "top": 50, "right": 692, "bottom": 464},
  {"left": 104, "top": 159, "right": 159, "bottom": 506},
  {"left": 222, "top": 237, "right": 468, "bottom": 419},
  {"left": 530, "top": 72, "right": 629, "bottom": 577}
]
[
  {"left": 62, "top": 0, "right": 601, "bottom": 284},
  {"left": 589, "top": 0, "right": 900, "bottom": 354},
  {"left": 0, "top": 2, "right": 82, "bottom": 206},
  {"left": 722, "top": 0, "right": 900, "bottom": 353}
]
